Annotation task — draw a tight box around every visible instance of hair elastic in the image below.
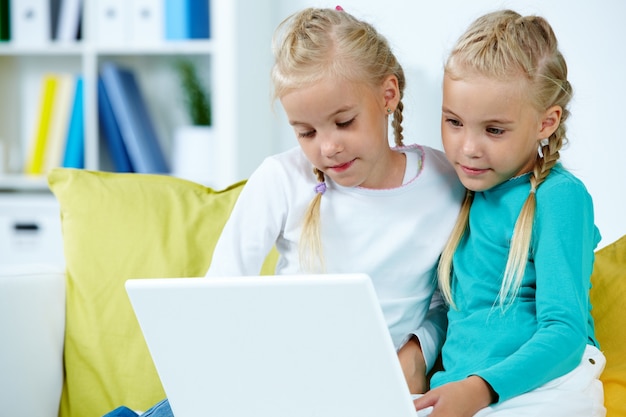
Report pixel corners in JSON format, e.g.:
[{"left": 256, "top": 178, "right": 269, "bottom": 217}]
[
  {"left": 335, "top": 5, "right": 344, "bottom": 11},
  {"left": 314, "top": 182, "right": 327, "bottom": 195}
]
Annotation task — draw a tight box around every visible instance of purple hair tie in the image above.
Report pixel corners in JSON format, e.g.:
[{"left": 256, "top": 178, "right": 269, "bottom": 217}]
[{"left": 314, "top": 182, "right": 327, "bottom": 195}]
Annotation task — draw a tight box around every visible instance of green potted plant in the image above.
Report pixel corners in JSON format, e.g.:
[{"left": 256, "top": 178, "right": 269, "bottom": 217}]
[
  {"left": 171, "top": 59, "right": 216, "bottom": 185},
  {"left": 175, "top": 59, "right": 212, "bottom": 126}
]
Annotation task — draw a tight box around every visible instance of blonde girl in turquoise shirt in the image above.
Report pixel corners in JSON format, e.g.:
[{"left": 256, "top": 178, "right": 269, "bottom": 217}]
[{"left": 414, "top": 9, "right": 606, "bottom": 417}]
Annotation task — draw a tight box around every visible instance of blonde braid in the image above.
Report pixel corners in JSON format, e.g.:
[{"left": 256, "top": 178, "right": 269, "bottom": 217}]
[
  {"left": 499, "top": 129, "right": 565, "bottom": 306},
  {"left": 299, "top": 168, "right": 326, "bottom": 272},
  {"left": 392, "top": 100, "right": 405, "bottom": 147},
  {"left": 499, "top": 76, "right": 571, "bottom": 307},
  {"left": 438, "top": 190, "right": 474, "bottom": 307}
]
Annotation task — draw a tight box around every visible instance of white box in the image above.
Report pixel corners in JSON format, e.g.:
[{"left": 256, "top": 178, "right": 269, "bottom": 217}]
[
  {"left": 95, "top": 0, "right": 130, "bottom": 46},
  {"left": 130, "top": 0, "right": 164, "bottom": 46},
  {"left": 0, "top": 193, "right": 64, "bottom": 268},
  {"left": 10, "top": 0, "right": 51, "bottom": 46}
]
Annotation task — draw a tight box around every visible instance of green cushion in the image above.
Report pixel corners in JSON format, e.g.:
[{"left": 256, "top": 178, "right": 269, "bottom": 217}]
[
  {"left": 48, "top": 168, "right": 277, "bottom": 417},
  {"left": 590, "top": 234, "right": 626, "bottom": 417}
]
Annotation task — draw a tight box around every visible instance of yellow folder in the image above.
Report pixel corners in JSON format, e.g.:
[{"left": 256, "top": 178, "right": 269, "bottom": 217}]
[{"left": 24, "top": 75, "right": 59, "bottom": 175}]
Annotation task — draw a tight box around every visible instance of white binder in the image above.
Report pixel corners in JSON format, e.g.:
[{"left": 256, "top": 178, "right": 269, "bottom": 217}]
[
  {"left": 95, "top": 0, "right": 129, "bottom": 46},
  {"left": 129, "top": 0, "right": 164, "bottom": 46},
  {"left": 10, "top": 0, "right": 51, "bottom": 46}
]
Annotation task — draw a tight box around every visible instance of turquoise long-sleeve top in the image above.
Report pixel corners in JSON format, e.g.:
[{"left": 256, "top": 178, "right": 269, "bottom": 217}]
[{"left": 430, "top": 164, "right": 600, "bottom": 403}]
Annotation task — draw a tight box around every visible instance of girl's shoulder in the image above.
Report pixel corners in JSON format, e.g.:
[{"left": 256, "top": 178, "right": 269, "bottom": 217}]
[
  {"left": 247, "top": 146, "right": 317, "bottom": 196},
  {"left": 239, "top": 147, "right": 315, "bottom": 212},
  {"left": 265, "top": 146, "right": 309, "bottom": 166},
  {"left": 541, "top": 164, "right": 590, "bottom": 194},
  {"left": 256, "top": 146, "right": 314, "bottom": 180},
  {"left": 535, "top": 164, "right": 595, "bottom": 210}
]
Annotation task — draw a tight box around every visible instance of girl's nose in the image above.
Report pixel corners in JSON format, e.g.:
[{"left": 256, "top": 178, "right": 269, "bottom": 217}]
[
  {"left": 320, "top": 133, "right": 342, "bottom": 158},
  {"left": 461, "top": 132, "right": 481, "bottom": 158}
]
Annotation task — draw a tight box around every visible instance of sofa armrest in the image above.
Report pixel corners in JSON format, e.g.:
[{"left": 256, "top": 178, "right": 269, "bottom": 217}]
[{"left": 0, "top": 265, "right": 65, "bottom": 417}]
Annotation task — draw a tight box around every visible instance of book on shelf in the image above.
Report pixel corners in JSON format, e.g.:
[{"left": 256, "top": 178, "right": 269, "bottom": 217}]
[
  {"left": 97, "top": 76, "right": 133, "bottom": 172},
  {"left": 165, "top": 0, "right": 209, "bottom": 40},
  {"left": 62, "top": 75, "right": 84, "bottom": 169},
  {"left": 187, "top": 0, "right": 209, "bottom": 39},
  {"left": 44, "top": 73, "right": 74, "bottom": 172},
  {"left": 50, "top": 0, "right": 60, "bottom": 39},
  {"left": 55, "top": 0, "right": 83, "bottom": 41},
  {"left": 24, "top": 75, "right": 58, "bottom": 175},
  {"left": 100, "top": 61, "right": 169, "bottom": 174},
  {"left": 24, "top": 73, "right": 83, "bottom": 175}
]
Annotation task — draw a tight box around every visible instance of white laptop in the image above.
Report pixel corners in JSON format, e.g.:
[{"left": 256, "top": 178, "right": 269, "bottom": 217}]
[{"left": 126, "top": 273, "right": 429, "bottom": 417}]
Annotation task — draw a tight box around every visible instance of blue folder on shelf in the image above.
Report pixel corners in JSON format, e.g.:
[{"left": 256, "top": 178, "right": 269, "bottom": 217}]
[
  {"left": 100, "top": 61, "right": 169, "bottom": 174},
  {"left": 97, "top": 77, "right": 133, "bottom": 172},
  {"left": 62, "top": 75, "right": 84, "bottom": 169},
  {"left": 165, "top": 0, "right": 209, "bottom": 40}
]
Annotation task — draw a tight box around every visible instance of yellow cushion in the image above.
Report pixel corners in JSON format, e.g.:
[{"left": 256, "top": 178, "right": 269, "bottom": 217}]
[
  {"left": 48, "top": 168, "right": 278, "bottom": 417},
  {"left": 590, "top": 234, "right": 626, "bottom": 417}
]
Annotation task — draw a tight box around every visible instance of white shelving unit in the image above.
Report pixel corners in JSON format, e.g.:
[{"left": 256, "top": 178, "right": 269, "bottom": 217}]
[
  {"left": 0, "top": 0, "right": 277, "bottom": 192},
  {"left": 0, "top": 1, "right": 277, "bottom": 267}
]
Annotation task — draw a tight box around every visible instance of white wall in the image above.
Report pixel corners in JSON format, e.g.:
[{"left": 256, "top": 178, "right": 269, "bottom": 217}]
[{"left": 272, "top": 0, "right": 626, "bottom": 249}]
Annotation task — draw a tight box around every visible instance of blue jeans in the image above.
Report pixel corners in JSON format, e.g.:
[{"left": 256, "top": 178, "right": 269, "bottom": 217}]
[{"left": 103, "top": 399, "right": 173, "bottom": 417}]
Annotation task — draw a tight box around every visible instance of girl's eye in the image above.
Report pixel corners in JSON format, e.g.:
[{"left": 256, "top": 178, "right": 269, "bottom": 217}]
[
  {"left": 445, "top": 118, "right": 462, "bottom": 127},
  {"left": 486, "top": 127, "right": 505, "bottom": 135},
  {"left": 297, "top": 130, "right": 315, "bottom": 138},
  {"left": 337, "top": 118, "right": 355, "bottom": 128}
]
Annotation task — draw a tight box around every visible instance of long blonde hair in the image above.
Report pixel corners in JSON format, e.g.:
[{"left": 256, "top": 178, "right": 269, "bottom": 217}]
[
  {"left": 438, "top": 10, "right": 572, "bottom": 309},
  {"left": 271, "top": 8, "right": 407, "bottom": 271}
]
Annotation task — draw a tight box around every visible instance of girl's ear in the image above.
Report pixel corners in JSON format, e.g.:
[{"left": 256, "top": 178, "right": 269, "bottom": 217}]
[
  {"left": 382, "top": 75, "right": 400, "bottom": 110},
  {"left": 538, "top": 105, "right": 562, "bottom": 139}
]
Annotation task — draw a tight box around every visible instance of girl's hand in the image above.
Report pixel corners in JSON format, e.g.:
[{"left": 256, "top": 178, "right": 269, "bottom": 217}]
[
  {"left": 413, "top": 376, "right": 495, "bottom": 417},
  {"left": 397, "top": 336, "right": 427, "bottom": 394}
]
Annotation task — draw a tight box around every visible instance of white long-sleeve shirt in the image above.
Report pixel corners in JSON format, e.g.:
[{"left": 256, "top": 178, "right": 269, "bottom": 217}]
[{"left": 206, "top": 145, "right": 464, "bottom": 370}]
